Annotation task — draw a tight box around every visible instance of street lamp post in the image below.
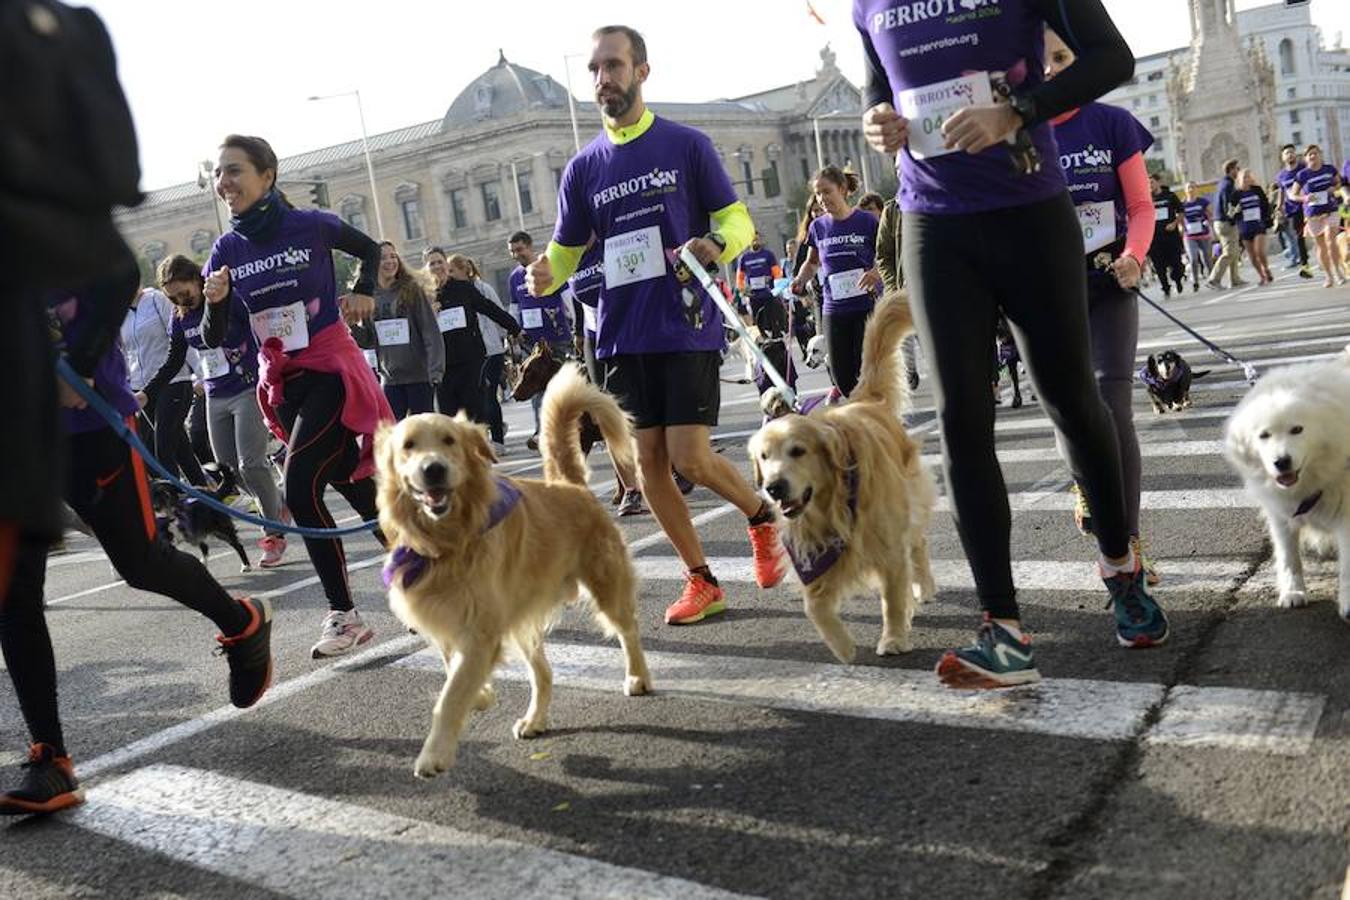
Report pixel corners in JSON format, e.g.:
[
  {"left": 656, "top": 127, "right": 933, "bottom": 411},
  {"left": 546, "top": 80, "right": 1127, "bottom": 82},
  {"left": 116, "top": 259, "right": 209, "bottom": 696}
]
[
  {"left": 509, "top": 159, "right": 525, "bottom": 231},
  {"left": 197, "top": 159, "right": 225, "bottom": 236},
  {"left": 307, "top": 89, "right": 385, "bottom": 240}
]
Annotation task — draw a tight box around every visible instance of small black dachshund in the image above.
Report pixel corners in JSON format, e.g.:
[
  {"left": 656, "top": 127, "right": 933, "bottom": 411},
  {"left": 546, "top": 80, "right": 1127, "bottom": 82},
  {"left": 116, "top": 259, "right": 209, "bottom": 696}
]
[{"left": 1139, "top": 350, "right": 1210, "bottom": 413}]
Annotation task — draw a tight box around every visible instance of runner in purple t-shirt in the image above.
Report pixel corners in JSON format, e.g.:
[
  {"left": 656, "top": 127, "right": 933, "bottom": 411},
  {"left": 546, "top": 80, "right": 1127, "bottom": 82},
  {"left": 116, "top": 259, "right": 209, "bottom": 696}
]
[
  {"left": 1180, "top": 184, "right": 1213, "bottom": 289},
  {"left": 524, "top": 24, "right": 787, "bottom": 627},
  {"left": 1274, "top": 145, "right": 1313, "bottom": 278},
  {"left": 789, "top": 167, "right": 882, "bottom": 397},
  {"left": 855, "top": 0, "right": 1166, "bottom": 689},
  {"left": 1288, "top": 144, "right": 1347, "bottom": 287}
]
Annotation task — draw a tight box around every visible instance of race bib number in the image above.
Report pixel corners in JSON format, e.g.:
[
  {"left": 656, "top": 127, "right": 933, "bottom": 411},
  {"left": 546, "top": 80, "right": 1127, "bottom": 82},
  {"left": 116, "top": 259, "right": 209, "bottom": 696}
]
[
  {"left": 1242, "top": 207, "right": 1262, "bottom": 223},
  {"left": 1154, "top": 206, "right": 1169, "bottom": 222},
  {"left": 197, "top": 348, "right": 230, "bottom": 381},
  {"left": 363, "top": 349, "right": 378, "bottom": 369},
  {"left": 898, "top": 72, "right": 995, "bottom": 160},
  {"left": 604, "top": 225, "right": 666, "bottom": 289},
  {"left": 827, "top": 268, "right": 868, "bottom": 300},
  {"left": 1077, "top": 201, "right": 1117, "bottom": 254},
  {"left": 1309, "top": 190, "right": 1330, "bottom": 207},
  {"left": 249, "top": 301, "right": 310, "bottom": 352},
  {"left": 375, "top": 318, "right": 410, "bottom": 346},
  {"left": 582, "top": 304, "right": 597, "bottom": 334},
  {"left": 437, "top": 307, "right": 467, "bottom": 332},
  {"left": 521, "top": 308, "right": 544, "bottom": 330},
  {"left": 1185, "top": 220, "right": 1205, "bottom": 236},
  {"left": 749, "top": 275, "right": 769, "bottom": 291}
]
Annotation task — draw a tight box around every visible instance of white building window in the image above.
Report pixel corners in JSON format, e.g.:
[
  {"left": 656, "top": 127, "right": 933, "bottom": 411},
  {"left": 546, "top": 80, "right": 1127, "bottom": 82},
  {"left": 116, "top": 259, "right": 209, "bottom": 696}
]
[
  {"left": 1279, "top": 38, "right": 1295, "bottom": 76},
  {"left": 394, "top": 183, "right": 423, "bottom": 241},
  {"left": 481, "top": 181, "right": 502, "bottom": 222},
  {"left": 190, "top": 229, "right": 215, "bottom": 257},
  {"left": 340, "top": 195, "right": 369, "bottom": 234}
]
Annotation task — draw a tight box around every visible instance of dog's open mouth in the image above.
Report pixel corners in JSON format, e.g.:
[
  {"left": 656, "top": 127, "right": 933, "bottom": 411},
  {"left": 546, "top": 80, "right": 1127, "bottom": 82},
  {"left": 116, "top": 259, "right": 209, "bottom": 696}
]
[
  {"left": 778, "top": 486, "right": 813, "bottom": 519},
  {"left": 412, "top": 485, "right": 452, "bottom": 518},
  {"left": 1275, "top": 470, "right": 1300, "bottom": 488}
]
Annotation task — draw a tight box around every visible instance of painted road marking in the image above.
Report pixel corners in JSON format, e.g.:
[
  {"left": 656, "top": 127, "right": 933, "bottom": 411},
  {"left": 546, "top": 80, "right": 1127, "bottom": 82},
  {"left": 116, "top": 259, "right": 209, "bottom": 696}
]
[
  {"left": 629, "top": 556, "right": 1251, "bottom": 593},
  {"left": 74, "top": 766, "right": 756, "bottom": 900},
  {"left": 934, "top": 488, "right": 1255, "bottom": 513},
  {"left": 395, "top": 643, "right": 1324, "bottom": 754},
  {"left": 921, "top": 440, "right": 1226, "bottom": 466},
  {"left": 1138, "top": 319, "right": 1350, "bottom": 350}
]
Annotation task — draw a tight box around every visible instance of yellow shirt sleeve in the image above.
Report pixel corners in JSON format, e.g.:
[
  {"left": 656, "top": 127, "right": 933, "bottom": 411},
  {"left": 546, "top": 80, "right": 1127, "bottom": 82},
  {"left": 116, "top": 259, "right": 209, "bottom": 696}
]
[
  {"left": 540, "top": 241, "right": 586, "bottom": 296},
  {"left": 710, "top": 201, "right": 754, "bottom": 264}
]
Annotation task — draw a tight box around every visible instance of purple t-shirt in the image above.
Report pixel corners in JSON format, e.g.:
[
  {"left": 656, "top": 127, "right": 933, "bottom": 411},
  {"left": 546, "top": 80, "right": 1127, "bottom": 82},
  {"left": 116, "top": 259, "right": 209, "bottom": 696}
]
[
  {"left": 511, "top": 265, "right": 571, "bottom": 345},
  {"left": 1276, "top": 164, "right": 1305, "bottom": 217},
  {"left": 552, "top": 115, "right": 737, "bottom": 358},
  {"left": 1235, "top": 188, "right": 1268, "bottom": 239},
  {"left": 204, "top": 208, "right": 347, "bottom": 353},
  {"left": 50, "top": 293, "right": 139, "bottom": 435},
  {"left": 853, "top": 0, "right": 1066, "bottom": 215},
  {"left": 737, "top": 248, "right": 779, "bottom": 299},
  {"left": 174, "top": 299, "right": 258, "bottom": 399},
  {"left": 807, "top": 209, "right": 879, "bottom": 315},
  {"left": 1052, "top": 103, "right": 1153, "bottom": 260},
  {"left": 1296, "top": 165, "right": 1339, "bottom": 217},
  {"left": 1182, "top": 197, "right": 1211, "bottom": 241},
  {"left": 566, "top": 244, "right": 604, "bottom": 340}
]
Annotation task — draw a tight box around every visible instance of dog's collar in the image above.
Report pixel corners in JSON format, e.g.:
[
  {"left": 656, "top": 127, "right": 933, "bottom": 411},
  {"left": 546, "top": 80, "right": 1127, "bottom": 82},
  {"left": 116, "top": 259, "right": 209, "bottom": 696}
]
[
  {"left": 784, "top": 463, "right": 860, "bottom": 586},
  {"left": 1293, "top": 490, "right": 1323, "bottom": 519},
  {"left": 382, "top": 478, "right": 523, "bottom": 590}
]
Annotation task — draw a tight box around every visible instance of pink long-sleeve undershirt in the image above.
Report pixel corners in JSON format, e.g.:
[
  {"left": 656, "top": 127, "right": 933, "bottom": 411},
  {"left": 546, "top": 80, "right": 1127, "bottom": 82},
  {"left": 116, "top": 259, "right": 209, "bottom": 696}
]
[{"left": 1116, "top": 151, "right": 1154, "bottom": 264}]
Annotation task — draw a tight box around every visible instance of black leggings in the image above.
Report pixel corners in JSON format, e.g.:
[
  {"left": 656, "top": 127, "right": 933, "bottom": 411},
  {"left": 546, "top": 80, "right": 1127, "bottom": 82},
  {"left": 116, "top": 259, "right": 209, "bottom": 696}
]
[
  {"left": 903, "top": 192, "right": 1129, "bottom": 621},
  {"left": 274, "top": 372, "right": 379, "bottom": 612},
  {"left": 141, "top": 380, "right": 207, "bottom": 485},
  {"left": 0, "top": 425, "right": 248, "bottom": 755},
  {"left": 1148, "top": 239, "right": 1185, "bottom": 294},
  {"left": 822, "top": 307, "right": 871, "bottom": 397},
  {"left": 479, "top": 354, "right": 507, "bottom": 443},
  {"left": 437, "top": 357, "right": 486, "bottom": 422}
]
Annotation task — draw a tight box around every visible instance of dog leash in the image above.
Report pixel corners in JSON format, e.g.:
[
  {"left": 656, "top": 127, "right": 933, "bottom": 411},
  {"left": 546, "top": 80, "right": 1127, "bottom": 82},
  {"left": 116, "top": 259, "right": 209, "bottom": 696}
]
[
  {"left": 57, "top": 358, "right": 379, "bottom": 537},
  {"left": 678, "top": 247, "right": 798, "bottom": 410},
  {"left": 1132, "top": 288, "right": 1260, "bottom": 383}
]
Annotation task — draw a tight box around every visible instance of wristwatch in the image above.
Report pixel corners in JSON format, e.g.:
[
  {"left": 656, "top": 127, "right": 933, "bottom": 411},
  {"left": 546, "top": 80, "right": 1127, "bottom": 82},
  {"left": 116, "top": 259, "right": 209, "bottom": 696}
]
[{"left": 704, "top": 232, "right": 727, "bottom": 255}]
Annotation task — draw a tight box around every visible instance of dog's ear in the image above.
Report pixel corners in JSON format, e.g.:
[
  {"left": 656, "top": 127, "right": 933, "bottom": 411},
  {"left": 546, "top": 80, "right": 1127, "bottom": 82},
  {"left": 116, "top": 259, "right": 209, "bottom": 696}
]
[
  {"left": 746, "top": 434, "right": 764, "bottom": 489},
  {"left": 822, "top": 422, "right": 850, "bottom": 473},
  {"left": 373, "top": 421, "right": 397, "bottom": 482},
  {"left": 457, "top": 415, "right": 496, "bottom": 464},
  {"left": 1223, "top": 411, "right": 1261, "bottom": 473}
]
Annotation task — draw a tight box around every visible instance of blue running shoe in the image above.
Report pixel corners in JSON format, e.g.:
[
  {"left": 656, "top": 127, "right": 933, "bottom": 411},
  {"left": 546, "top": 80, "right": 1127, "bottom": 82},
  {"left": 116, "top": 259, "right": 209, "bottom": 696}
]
[
  {"left": 936, "top": 619, "right": 1041, "bottom": 689},
  {"left": 1104, "top": 564, "right": 1170, "bottom": 648}
]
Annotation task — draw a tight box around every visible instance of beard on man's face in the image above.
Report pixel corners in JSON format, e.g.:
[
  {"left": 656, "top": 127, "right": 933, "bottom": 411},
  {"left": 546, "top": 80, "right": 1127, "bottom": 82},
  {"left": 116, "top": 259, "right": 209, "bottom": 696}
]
[{"left": 597, "top": 79, "right": 640, "bottom": 119}]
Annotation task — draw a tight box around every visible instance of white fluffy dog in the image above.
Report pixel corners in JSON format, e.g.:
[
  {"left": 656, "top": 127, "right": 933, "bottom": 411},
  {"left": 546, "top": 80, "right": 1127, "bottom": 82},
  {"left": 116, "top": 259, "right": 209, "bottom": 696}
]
[
  {"left": 804, "top": 334, "right": 828, "bottom": 369},
  {"left": 1224, "top": 348, "right": 1350, "bottom": 619}
]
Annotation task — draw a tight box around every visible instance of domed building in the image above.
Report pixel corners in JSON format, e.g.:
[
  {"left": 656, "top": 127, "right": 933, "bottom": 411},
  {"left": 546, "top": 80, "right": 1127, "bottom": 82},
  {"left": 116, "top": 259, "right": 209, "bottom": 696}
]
[{"left": 116, "top": 47, "right": 890, "bottom": 300}]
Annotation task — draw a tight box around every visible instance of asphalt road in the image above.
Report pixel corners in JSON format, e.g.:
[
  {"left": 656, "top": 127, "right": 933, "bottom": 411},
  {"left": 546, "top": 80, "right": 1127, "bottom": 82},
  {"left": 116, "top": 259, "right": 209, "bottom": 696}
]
[{"left": 2, "top": 268, "right": 1348, "bottom": 899}]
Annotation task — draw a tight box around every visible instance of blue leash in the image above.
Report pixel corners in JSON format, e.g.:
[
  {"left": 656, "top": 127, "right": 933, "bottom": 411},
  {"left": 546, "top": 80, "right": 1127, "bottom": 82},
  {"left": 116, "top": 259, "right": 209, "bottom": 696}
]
[{"left": 56, "top": 358, "right": 379, "bottom": 537}]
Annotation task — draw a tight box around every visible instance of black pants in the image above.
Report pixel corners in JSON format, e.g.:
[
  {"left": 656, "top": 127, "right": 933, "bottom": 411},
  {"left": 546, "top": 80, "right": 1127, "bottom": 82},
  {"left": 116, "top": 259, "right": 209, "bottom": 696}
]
[
  {"left": 384, "top": 382, "right": 434, "bottom": 420},
  {"left": 0, "top": 425, "right": 248, "bottom": 754},
  {"left": 274, "top": 372, "right": 379, "bottom": 612},
  {"left": 1149, "top": 238, "right": 1186, "bottom": 295},
  {"left": 479, "top": 354, "right": 507, "bottom": 442},
  {"left": 188, "top": 389, "right": 214, "bottom": 466},
  {"left": 822, "top": 307, "right": 871, "bottom": 397},
  {"left": 1287, "top": 209, "right": 1309, "bottom": 265},
  {"left": 903, "top": 193, "right": 1129, "bottom": 621},
  {"left": 438, "top": 357, "right": 486, "bottom": 423},
  {"left": 140, "top": 380, "right": 207, "bottom": 485}
]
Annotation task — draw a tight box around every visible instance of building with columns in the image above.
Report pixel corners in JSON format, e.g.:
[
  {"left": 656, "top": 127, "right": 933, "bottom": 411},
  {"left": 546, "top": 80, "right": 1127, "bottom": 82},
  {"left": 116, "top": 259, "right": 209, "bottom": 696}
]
[
  {"left": 1100, "top": 0, "right": 1350, "bottom": 182},
  {"left": 115, "top": 47, "right": 891, "bottom": 299}
]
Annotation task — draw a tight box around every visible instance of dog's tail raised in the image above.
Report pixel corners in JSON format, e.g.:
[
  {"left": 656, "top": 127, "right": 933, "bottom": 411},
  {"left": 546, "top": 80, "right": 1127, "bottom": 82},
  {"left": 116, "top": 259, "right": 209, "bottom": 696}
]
[
  {"left": 539, "top": 363, "right": 636, "bottom": 487},
  {"left": 850, "top": 291, "right": 916, "bottom": 414}
]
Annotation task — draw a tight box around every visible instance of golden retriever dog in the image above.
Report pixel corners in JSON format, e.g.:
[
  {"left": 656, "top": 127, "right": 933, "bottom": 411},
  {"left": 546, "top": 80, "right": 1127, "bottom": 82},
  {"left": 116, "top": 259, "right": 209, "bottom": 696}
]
[
  {"left": 747, "top": 294, "right": 937, "bottom": 663},
  {"left": 376, "top": 364, "right": 652, "bottom": 779},
  {"left": 1225, "top": 348, "right": 1350, "bottom": 620}
]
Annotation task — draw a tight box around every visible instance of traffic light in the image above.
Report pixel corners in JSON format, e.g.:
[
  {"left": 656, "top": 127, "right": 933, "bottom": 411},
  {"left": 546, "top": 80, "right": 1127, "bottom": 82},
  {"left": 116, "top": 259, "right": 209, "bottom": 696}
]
[{"left": 310, "top": 182, "right": 330, "bottom": 208}]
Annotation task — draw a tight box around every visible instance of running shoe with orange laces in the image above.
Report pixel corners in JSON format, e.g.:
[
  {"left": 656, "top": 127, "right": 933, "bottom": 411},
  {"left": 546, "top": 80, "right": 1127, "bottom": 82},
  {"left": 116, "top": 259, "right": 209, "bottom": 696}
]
[
  {"left": 0, "top": 743, "right": 84, "bottom": 816},
  {"left": 665, "top": 572, "right": 726, "bottom": 625},
  {"left": 748, "top": 521, "right": 787, "bottom": 588}
]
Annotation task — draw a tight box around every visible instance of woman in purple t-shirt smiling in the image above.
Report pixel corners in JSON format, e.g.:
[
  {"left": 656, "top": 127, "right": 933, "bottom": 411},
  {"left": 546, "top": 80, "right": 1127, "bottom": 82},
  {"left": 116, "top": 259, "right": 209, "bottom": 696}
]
[
  {"left": 1288, "top": 144, "right": 1347, "bottom": 288},
  {"left": 855, "top": 0, "right": 1168, "bottom": 689},
  {"left": 790, "top": 166, "right": 883, "bottom": 397}
]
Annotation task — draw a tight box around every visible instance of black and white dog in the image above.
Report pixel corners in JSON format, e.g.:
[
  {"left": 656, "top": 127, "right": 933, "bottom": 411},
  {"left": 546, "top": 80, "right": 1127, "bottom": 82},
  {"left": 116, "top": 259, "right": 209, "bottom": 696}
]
[
  {"left": 151, "top": 463, "right": 251, "bottom": 572},
  {"left": 1140, "top": 350, "right": 1210, "bottom": 413}
]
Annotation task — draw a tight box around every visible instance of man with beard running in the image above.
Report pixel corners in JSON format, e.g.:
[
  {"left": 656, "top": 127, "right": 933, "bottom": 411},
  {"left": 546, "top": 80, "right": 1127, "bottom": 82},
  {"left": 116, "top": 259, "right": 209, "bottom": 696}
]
[
  {"left": 526, "top": 25, "right": 787, "bottom": 625},
  {"left": 1274, "top": 144, "right": 1314, "bottom": 279}
]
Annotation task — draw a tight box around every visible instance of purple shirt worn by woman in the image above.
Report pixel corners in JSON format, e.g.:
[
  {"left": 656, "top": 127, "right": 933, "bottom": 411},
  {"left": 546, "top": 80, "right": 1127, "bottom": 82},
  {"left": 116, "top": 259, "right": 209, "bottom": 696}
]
[
  {"left": 1296, "top": 165, "right": 1340, "bottom": 217},
  {"left": 853, "top": 0, "right": 1067, "bottom": 215},
  {"left": 174, "top": 298, "right": 258, "bottom": 399},
  {"left": 1182, "top": 198, "right": 1211, "bottom": 241},
  {"left": 50, "top": 292, "right": 139, "bottom": 435},
  {"left": 807, "top": 209, "right": 880, "bottom": 316},
  {"left": 1235, "top": 188, "right": 1269, "bottom": 241},
  {"left": 552, "top": 115, "right": 737, "bottom": 358},
  {"left": 1052, "top": 102, "right": 1153, "bottom": 267}
]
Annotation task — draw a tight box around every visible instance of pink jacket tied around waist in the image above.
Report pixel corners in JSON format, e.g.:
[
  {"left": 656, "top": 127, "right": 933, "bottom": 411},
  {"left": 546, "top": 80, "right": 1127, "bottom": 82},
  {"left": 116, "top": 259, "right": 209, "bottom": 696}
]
[{"left": 256, "top": 321, "right": 393, "bottom": 482}]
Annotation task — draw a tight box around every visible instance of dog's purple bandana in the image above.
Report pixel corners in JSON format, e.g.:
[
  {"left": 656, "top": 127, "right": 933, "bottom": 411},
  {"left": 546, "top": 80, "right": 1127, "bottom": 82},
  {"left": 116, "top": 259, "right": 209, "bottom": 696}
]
[
  {"left": 1293, "top": 491, "right": 1323, "bottom": 519},
  {"left": 1138, "top": 359, "right": 1189, "bottom": 391},
  {"left": 784, "top": 464, "right": 859, "bottom": 586},
  {"left": 382, "top": 477, "right": 523, "bottom": 589}
]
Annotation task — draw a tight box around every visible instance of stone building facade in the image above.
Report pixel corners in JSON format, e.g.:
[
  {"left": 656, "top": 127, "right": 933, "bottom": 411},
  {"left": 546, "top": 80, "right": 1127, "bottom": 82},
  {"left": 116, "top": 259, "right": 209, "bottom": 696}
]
[{"left": 115, "top": 47, "right": 892, "bottom": 298}]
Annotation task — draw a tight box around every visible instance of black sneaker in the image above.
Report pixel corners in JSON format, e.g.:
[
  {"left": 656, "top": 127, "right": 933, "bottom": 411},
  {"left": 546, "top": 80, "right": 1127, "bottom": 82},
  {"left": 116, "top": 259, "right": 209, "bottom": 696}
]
[
  {"left": 0, "top": 743, "right": 84, "bottom": 816},
  {"left": 216, "top": 597, "right": 274, "bottom": 708},
  {"left": 527, "top": 434, "right": 539, "bottom": 452},
  {"left": 673, "top": 470, "right": 695, "bottom": 495},
  {"left": 906, "top": 368, "right": 920, "bottom": 391}
]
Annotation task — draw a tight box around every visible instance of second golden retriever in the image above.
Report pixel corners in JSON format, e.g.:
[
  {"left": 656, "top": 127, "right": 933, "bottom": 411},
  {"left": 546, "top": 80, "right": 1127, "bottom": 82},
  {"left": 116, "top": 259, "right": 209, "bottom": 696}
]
[
  {"left": 748, "top": 294, "right": 936, "bottom": 663},
  {"left": 376, "top": 364, "right": 651, "bottom": 779}
]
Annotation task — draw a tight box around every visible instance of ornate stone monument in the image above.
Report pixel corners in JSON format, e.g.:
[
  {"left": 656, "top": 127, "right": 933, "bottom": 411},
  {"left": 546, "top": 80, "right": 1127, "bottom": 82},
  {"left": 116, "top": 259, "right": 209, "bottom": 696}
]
[{"left": 1168, "top": 0, "right": 1277, "bottom": 182}]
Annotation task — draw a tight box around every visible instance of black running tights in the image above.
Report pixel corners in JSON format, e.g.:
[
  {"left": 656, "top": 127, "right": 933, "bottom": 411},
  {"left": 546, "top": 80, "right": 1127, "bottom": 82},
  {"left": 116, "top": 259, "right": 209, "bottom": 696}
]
[
  {"left": 273, "top": 372, "right": 379, "bottom": 613},
  {"left": 0, "top": 425, "right": 247, "bottom": 755},
  {"left": 902, "top": 193, "right": 1130, "bottom": 621},
  {"left": 823, "top": 308, "right": 871, "bottom": 397}
]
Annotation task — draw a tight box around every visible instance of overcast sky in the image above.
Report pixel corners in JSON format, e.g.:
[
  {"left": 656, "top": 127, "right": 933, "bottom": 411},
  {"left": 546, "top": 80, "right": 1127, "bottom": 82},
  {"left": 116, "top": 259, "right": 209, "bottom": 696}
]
[{"left": 84, "top": 0, "right": 1350, "bottom": 192}]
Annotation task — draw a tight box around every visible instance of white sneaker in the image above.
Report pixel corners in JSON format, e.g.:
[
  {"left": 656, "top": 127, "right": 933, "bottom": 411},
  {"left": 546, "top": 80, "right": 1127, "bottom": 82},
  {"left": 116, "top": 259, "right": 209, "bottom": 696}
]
[
  {"left": 310, "top": 609, "right": 375, "bottom": 659},
  {"left": 258, "top": 535, "right": 287, "bottom": 568}
]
